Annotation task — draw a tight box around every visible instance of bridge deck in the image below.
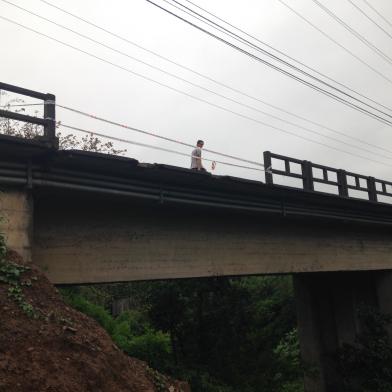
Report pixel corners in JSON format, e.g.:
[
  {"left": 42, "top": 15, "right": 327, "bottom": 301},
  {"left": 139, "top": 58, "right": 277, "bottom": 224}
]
[{"left": 0, "top": 135, "right": 391, "bottom": 227}]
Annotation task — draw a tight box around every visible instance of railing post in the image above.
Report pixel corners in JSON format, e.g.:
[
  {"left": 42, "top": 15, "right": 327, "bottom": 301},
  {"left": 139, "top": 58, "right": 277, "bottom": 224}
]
[
  {"left": 337, "top": 169, "right": 349, "bottom": 197},
  {"left": 301, "top": 160, "right": 314, "bottom": 191},
  {"left": 367, "top": 176, "right": 377, "bottom": 202},
  {"left": 263, "top": 151, "right": 273, "bottom": 185},
  {"left": 44, "top": 93, "right": 56, "bottom": 142}
]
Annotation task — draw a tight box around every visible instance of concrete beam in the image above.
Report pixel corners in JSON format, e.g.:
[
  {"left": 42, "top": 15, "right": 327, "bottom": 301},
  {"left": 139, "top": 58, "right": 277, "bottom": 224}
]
[{"left": 31, "top": 195, "right": 392, "bottom": 284}]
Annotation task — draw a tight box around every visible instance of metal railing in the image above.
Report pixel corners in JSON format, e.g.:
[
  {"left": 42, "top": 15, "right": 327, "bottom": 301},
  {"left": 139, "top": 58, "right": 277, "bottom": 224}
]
[
  {"left": 0, "top": 82, "right": 56, "bottom": 145},
  {"left": 263, "top": 151, "right": 392, "bottom": 203}
]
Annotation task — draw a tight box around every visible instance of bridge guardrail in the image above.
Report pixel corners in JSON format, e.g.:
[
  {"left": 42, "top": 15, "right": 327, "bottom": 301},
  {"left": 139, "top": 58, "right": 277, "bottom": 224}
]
[
  {"left": 0, "top": 82, "right": 56, "bottom": 145},
  {"left": 263, "top": 151, "right": 392, "bottom": 203}
]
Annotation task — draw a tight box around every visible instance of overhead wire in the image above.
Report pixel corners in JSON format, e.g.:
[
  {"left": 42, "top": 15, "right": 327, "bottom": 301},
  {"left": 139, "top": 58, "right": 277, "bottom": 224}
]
[
  {"left": 166, "top": 0, "right": 392, "bottom": 115},
  {"left": 144, "top": 0, "right": 392, "bottom": 126},
  {"left": 59, "top": 123, "right": 265, "bottom": 172},
  {"left": 347, "top": 0, "right": 392, "bottom": 41},
  {"left": 180, "top": 0, "right": 392, "bottom": 115},
  {"left": 1, "top": 15, "right": 392, "bottom": 167},
  {"left": 53, "top": 103, "right": 392, "bottom": 169},
  {"left": 55, "top": 103, "right": 265, "bottom": 168},
  {"left": 0, "top": 97, "right": 266, "bottom": 170},
  {"left": 310, "top": 0, "right": 392, "bottom": 66},
  {"left": 276, "top": 0, "right": 392, "bottom": 86},
  {"left": 0, "top": 103, "right": 42, "bottom": 108},
  {"left": 4, "top": 0, "right": 392, "bottom": 160},
  {"left": 34, "top": 0, "right": 392, "bottom": 155},
  {"left": 361, "top": 0, "right": 392, "bottom": 31}
]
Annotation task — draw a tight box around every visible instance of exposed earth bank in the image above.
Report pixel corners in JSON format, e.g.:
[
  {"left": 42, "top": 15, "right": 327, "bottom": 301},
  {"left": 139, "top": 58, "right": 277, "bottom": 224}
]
[{"left": 0, "top": 251, "right": 189, "bottom": 392}]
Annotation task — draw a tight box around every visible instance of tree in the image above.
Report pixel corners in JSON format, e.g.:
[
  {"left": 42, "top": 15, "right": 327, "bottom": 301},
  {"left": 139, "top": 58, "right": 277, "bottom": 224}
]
[
  {"left": 337, "top": 306, "right": 392, "bottom": 392},
  {"left": 141, "top": 276, "right": 300, "bottom": 392},
  {"left": 0, "top": 93, "right": 126, "bottom": 155},
  {"left": 62, "top": 276, "right": 303, "bottom": 392}
]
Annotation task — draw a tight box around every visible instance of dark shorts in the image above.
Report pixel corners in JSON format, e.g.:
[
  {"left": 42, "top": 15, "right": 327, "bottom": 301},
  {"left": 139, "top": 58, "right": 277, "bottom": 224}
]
[{"left": 191, "top": 167, "right": 206, "bottom": 172}]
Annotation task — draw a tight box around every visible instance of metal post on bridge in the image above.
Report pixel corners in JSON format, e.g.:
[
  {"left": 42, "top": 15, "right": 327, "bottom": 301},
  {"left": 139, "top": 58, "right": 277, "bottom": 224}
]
[
  {"left": 337, "top": 169, "right": 349, "bottom": 197},
  {"left": 367, "top": 176, "right": 377, "bottom": 202},
  {"left": 263, "top": 151, "right": 273, "bottom": 185},
  {"left": 44, "top": 93, "right": 56, "bottom": 142},
  {"left": 301, "top": 160, "right": 314, "bottom": 191}
]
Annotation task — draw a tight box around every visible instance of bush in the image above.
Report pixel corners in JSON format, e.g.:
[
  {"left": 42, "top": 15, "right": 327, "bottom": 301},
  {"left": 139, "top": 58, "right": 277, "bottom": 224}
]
[
  {"left": 125, "top": 329, "right": 172, "bottom": 371},
  {"left": 273, "top": 329, "right": 304, "bottom": 392},
  {"left": 62, "top": 290, "right": 115, "bottom": 334},
  {"left": 62, "top": 276, "right": 301, "bottom": 392},
  {"left": 61, "top": 291, "right": 173, "bottom": 372}
]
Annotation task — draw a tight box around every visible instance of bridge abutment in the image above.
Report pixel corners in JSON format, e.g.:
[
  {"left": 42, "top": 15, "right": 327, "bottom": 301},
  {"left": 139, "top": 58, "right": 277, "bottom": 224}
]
[
  {"left": 294, "top": 271, "right": 392, "bottom": 392},
  {"left": 0, "top": 189, "right": 33, "bottom": 261}
]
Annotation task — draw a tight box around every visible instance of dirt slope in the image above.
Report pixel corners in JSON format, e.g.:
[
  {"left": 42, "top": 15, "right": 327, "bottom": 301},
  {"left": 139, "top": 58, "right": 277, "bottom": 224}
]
[{"left": 0, "top": 251, "right": 189, "bottom": 392}]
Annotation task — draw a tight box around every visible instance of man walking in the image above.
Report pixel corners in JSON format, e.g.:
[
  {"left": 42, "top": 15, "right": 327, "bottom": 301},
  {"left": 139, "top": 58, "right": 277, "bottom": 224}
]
[{"left": 191, "top": 139, "right": 206, "bottom": 171}]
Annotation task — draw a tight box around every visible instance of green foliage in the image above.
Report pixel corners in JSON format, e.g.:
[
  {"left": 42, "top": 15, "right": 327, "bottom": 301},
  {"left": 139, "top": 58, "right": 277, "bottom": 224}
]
[
  {"left": 182, "top": 371, "right": 235, "bottom": 392},
  {"left": 274, "top": 329, "right": 304, "bottom": 392},
  {"left": 0, "top": 257, "right": 30, "bottom": 285},
  {"left": 146, "top": 367, "right": 168, "bottom": 392},
  {"left": 63, "top": 285, "right": 113, "bottom": 308},
  {"left": 0, "top": 229, "right": 38, "bottom": 319},
  {"left": 116, "top": 310, "right": 150, "bottom": 336},
  {"left": 0, "top": 228, "right": 6, "bottom": 260},
  {"left": 62, "top": 289, "right": 115, "bottom": 334},
  {"left": 136, "top": 276, "right": 299, "bottom": 391},
  {"left": 110, "top": 310, "right": 172, "bottom": 371},
  {"left": 0, "top": 92, "right": 126, "bottom": 155},
  {"left": 7, "top": 284, "right": 38, "bottom": 319},
  {"left": 278, "top": 381, "right": 305, "bottom": 392},
  {"left": 125, "top": 330, "right": 171, "bottom": 370},
  {"left": 337, "top": 306, "right": 392, "bottom": 392},
  {"left": 274, "top": 329, "right": 301, "bottom": 377},
  {"left": 63, "top": 276, "right": 303, "bottom": 392},
  {"left": 61, "top": 290, "right": 172, "bottom": 371}
]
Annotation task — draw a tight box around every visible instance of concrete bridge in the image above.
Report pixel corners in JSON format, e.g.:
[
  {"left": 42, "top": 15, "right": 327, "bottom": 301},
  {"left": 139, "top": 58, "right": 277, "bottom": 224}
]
[
  {"left": 1, "top": 83, "right": 392, "bottom": 392},
  {"left": 1, "top": 134, "right": 392, "bottom": 391},
  {"left": 2, "top": 135, "right": 392, "bottom": 281}
]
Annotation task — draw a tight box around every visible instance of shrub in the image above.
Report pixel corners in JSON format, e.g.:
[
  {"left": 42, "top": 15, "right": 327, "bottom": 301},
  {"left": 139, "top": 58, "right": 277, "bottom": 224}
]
[
  {"left": 62, "top": 291, "right": 115, "bottom": 334},
  {"left": 125, "top": 329, "right": 172, "bottom": 371}
]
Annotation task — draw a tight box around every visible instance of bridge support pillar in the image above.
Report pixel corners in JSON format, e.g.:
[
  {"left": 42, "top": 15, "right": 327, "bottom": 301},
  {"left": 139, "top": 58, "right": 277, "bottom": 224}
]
[
  {"left": 0, "top": 189, "right": 33, "bottom": 261},
  {"left": 294, "top": 271, "right": 391, "bottom": 392}
]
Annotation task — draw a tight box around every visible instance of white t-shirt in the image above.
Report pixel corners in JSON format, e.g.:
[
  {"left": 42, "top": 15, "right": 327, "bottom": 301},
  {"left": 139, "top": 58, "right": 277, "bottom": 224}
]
[{"left": 191, "top": 147, "right": 202, "bottom": 169}]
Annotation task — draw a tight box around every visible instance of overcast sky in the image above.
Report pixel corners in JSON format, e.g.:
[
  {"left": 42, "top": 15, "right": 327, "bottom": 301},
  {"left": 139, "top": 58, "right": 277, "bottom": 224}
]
[{"left": 1, "top": 0, "right": 392, "bottom": 190}]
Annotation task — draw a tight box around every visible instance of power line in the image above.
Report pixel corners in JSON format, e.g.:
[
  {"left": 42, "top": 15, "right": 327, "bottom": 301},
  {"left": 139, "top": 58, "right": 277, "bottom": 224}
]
[
  {"left": 60, "top": 124, "right": 265, "bottom": 172},
  {"left": 0, "top": 103, "right": 43, "bottom": 108},
  {"left": 347, "top": 0, "right": 392, "bottom": 41},
  {"left": 310, "top": 0, "right": 392, "bottom": 66},
  {"left": 55, "top": 103, "right": 265, "bottom": 167},
  {"left": 145, "top": 0, "right": 392, "bottom": 126},
  {"left": 276, "top": 0, "right": 392, "bottom": 85},
  {"left": 35, "top": 0, "right": 392, "bottom": 156},
  {"left": 0, "top": 99, "right": 266, "bottom": 170},
  {"left": 2, "top": 0, "right": 392, "bottom": 159},
  {"left": 2, "top": 15, "right": 392, "bottom": 168},
  {"left": 157, "top": 0, "right": 392, "bottom": 121},
  {"left": 168, "top": 0, "right": 392, "bottom": 116},
  {"left": 54, "top": 102, "right": 392, "bottom": 169},
  {"left": 5, "top": 0, "right": 392, "bottom": 161},
  {"left": 180, "top": 0, "right": 392, "bottom": 115},
  {"left": 361, "top": 0, "right": 392, "bottom": 31}
]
